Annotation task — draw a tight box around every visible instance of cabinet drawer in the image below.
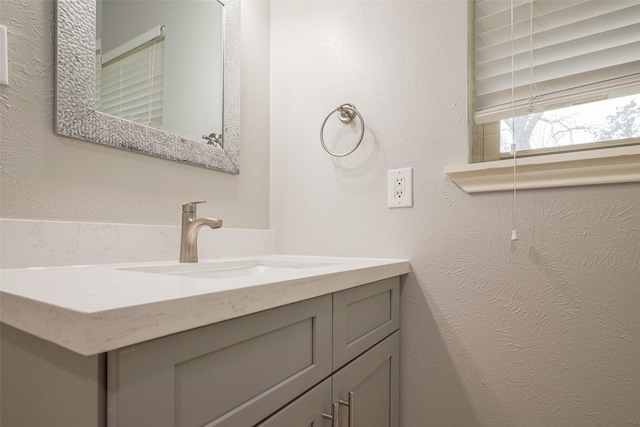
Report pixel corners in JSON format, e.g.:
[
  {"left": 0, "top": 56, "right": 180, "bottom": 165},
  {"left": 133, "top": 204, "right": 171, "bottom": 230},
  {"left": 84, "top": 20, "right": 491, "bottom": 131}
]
[
  {"left": 108, "top": 295, "right": 332, "bottom": 427},
  {"left": 333, "top": 277, "right": 399, "bottom": 369}
]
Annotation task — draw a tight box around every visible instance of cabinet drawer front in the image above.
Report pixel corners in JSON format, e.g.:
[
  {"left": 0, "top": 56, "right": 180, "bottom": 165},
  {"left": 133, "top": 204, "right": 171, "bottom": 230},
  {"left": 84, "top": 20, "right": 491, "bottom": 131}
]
[
  {"left": 256, "top": 378, "right": 332, "bottom": 427},
  {"left": 108, "top": 295, "right": 332, "bottom": 427},
  {"left": 333, "top": 277, "right": 399, "bottom": 369}
]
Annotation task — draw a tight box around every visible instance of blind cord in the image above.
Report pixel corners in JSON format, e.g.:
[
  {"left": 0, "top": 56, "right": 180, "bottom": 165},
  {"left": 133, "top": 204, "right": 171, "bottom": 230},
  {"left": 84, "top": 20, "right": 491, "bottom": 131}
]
[
  {"left": 510, "top": 0, "right": 518, "bottom": 241},
  {"left": 511, "top": 144, "right": 518, "bottom": 241},
  {"left": 527, "top": 0, "right": 538, "bottom": 113}
]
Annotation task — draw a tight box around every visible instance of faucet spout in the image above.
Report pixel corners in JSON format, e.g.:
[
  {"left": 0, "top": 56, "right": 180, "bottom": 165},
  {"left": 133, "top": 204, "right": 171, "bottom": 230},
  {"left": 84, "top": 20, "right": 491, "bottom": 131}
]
[
  {"left": 191, "top": 218, "right": 223, "bottom": 230},
  {"left": 179, "top": 201, "right": 223, "bottom": 263}
]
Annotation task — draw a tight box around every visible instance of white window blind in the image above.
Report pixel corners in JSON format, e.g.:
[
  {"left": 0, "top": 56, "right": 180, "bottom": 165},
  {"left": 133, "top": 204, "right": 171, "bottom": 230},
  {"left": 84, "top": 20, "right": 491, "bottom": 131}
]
[
  {"left": 474, "top": 0, "right": 640, "bottom": 124},
  {"left": 97, "top": 29, "right": 165, "bottom": 127}
]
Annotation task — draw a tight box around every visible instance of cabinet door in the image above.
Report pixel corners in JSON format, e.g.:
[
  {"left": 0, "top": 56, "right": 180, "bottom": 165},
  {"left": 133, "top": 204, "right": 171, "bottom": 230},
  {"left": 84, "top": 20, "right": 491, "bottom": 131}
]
[
  {"left": 108, "top": 295, "right": 332, "bottom": 427},
  {"left": 333, "top": 277, "right": 399, "bottom": 369},
  {"left": 332, "top": 331, "right": 399, "bottom": 427},
  {"left": 256, "top": 378, "right": 332, "bottom": 427}
]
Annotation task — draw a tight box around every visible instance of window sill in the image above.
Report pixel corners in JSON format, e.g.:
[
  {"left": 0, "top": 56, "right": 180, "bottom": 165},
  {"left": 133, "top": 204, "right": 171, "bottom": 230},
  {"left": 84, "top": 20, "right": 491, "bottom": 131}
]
[{"left": 445, "top": 146, "right": 640, "bottom": 193}]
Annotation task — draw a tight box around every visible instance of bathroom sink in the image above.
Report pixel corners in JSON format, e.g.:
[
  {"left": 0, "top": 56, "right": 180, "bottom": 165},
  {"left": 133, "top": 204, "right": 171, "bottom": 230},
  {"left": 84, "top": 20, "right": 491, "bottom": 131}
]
[{"left": 121, "top": 259, "right": 337, "bottom": 280}]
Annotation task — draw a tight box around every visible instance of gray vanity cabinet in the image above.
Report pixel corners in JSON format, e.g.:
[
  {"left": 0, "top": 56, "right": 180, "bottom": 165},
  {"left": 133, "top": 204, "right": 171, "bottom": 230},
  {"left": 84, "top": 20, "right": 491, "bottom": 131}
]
[
  {"left": 0, "top": 275, "right": 402, "bottom": 427},
  {"left": 109, "top": 277, "right": 400, "bottom": 427}
]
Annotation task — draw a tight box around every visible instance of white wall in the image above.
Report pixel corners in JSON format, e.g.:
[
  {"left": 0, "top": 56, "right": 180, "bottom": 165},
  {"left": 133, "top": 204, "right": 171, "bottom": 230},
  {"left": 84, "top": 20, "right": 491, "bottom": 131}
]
[
  {"left": 0, "top": 0, "right": 270, "bottom": 229},
  {"left": 270, "top": 1, "right": 640, "bottom": 426}
]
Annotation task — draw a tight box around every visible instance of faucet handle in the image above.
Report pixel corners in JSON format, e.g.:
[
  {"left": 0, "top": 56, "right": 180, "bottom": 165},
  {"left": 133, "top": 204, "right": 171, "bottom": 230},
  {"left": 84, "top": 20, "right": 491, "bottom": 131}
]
[{"left": 182, "top": 200, "right": 206, "bottom": 213}]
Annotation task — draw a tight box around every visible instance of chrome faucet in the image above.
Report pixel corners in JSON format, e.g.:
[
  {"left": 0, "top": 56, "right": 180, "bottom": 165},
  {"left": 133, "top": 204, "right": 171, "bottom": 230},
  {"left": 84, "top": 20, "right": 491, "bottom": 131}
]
[{"left": 179, "top": 200, "right": 223, "bottom": 263}]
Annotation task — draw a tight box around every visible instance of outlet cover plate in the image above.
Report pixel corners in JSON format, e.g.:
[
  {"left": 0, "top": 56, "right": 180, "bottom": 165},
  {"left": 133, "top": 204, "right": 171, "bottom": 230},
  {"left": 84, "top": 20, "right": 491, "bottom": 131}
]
[{"left": 388, "top": 167, "right": 413, "bottom": 208}]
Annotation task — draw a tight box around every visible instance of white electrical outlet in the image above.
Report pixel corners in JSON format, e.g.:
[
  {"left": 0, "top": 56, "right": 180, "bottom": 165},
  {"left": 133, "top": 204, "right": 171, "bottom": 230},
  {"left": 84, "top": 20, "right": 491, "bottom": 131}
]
[{"left": 388, "top": 167, "right": 413, "bottom": 208}]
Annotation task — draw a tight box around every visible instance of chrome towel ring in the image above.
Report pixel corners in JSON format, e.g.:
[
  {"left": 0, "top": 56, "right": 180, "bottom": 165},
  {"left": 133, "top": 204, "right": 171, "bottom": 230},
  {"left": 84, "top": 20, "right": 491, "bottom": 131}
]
[{"left": 320, "top": 103, "right": 365, "bottom": 157}]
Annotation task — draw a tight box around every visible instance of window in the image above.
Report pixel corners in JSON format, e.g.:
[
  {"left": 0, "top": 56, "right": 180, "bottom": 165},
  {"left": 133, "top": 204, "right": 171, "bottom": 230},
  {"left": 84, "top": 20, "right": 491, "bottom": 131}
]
[
  {"left": 96, "top": 26, "right": 165, "bottom": 128},
  {"left": 472, "top": 0, "right": 640, "bottom": 162}
]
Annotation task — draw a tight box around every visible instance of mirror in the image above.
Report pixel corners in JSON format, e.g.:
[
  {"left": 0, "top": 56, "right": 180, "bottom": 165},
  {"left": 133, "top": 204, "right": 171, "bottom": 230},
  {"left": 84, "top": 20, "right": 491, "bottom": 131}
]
[{"left": 55, "top": 0, "right": 240, "bottom": 173}]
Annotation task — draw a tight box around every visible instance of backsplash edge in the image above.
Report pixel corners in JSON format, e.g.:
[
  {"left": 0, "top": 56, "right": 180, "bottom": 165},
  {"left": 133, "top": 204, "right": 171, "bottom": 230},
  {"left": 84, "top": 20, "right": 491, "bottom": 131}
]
[{"left": 0, "top": 219, "right": 275, "bottom": 269}]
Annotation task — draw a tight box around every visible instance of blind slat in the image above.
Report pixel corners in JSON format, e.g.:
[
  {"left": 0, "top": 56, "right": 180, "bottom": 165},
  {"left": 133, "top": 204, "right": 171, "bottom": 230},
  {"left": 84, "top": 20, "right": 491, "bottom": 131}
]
[
  {"left": 474, "top": 0, "right": 640, "bottom": 124},
  {"left": 476, "top": 26, "right": 640, "bottom": 81},
  {"left": 476, "top": 6, "right": 640, "bottom": 63}
]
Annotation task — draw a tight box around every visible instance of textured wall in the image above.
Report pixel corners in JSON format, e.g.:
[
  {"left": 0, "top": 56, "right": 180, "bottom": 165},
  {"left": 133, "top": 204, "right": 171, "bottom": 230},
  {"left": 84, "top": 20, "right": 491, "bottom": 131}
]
[
  {"left": 269, "top": 1, "right": 640, "bottom": 426},
  {"left": 0, "top": 0, "right": 270, "bottom": 228}
]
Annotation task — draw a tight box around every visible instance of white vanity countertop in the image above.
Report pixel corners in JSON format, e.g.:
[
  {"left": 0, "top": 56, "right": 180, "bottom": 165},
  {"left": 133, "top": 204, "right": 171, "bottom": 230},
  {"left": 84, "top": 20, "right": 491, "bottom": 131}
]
[{"left": 0, "top": 255, "right": 410, "bottom": 356}]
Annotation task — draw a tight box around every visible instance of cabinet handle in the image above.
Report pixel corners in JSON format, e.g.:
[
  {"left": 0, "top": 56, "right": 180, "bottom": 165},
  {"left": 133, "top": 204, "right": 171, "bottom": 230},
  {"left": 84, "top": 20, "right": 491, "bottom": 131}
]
[
  {"left": 322, "top": 402, "right": 340, "bottom": 427},
  {"left": 338, "top": 391, "right": 355, "bottom": 427},
  {"left": 348, "top": 391, "right": 355, "bottom": 427}
]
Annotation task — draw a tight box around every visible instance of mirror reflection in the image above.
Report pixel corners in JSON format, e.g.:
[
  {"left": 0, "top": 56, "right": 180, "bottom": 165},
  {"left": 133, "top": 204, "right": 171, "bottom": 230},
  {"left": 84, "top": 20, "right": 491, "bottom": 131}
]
[{"left": 95, "top": 0, "right": 224, "bottom": 145}]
